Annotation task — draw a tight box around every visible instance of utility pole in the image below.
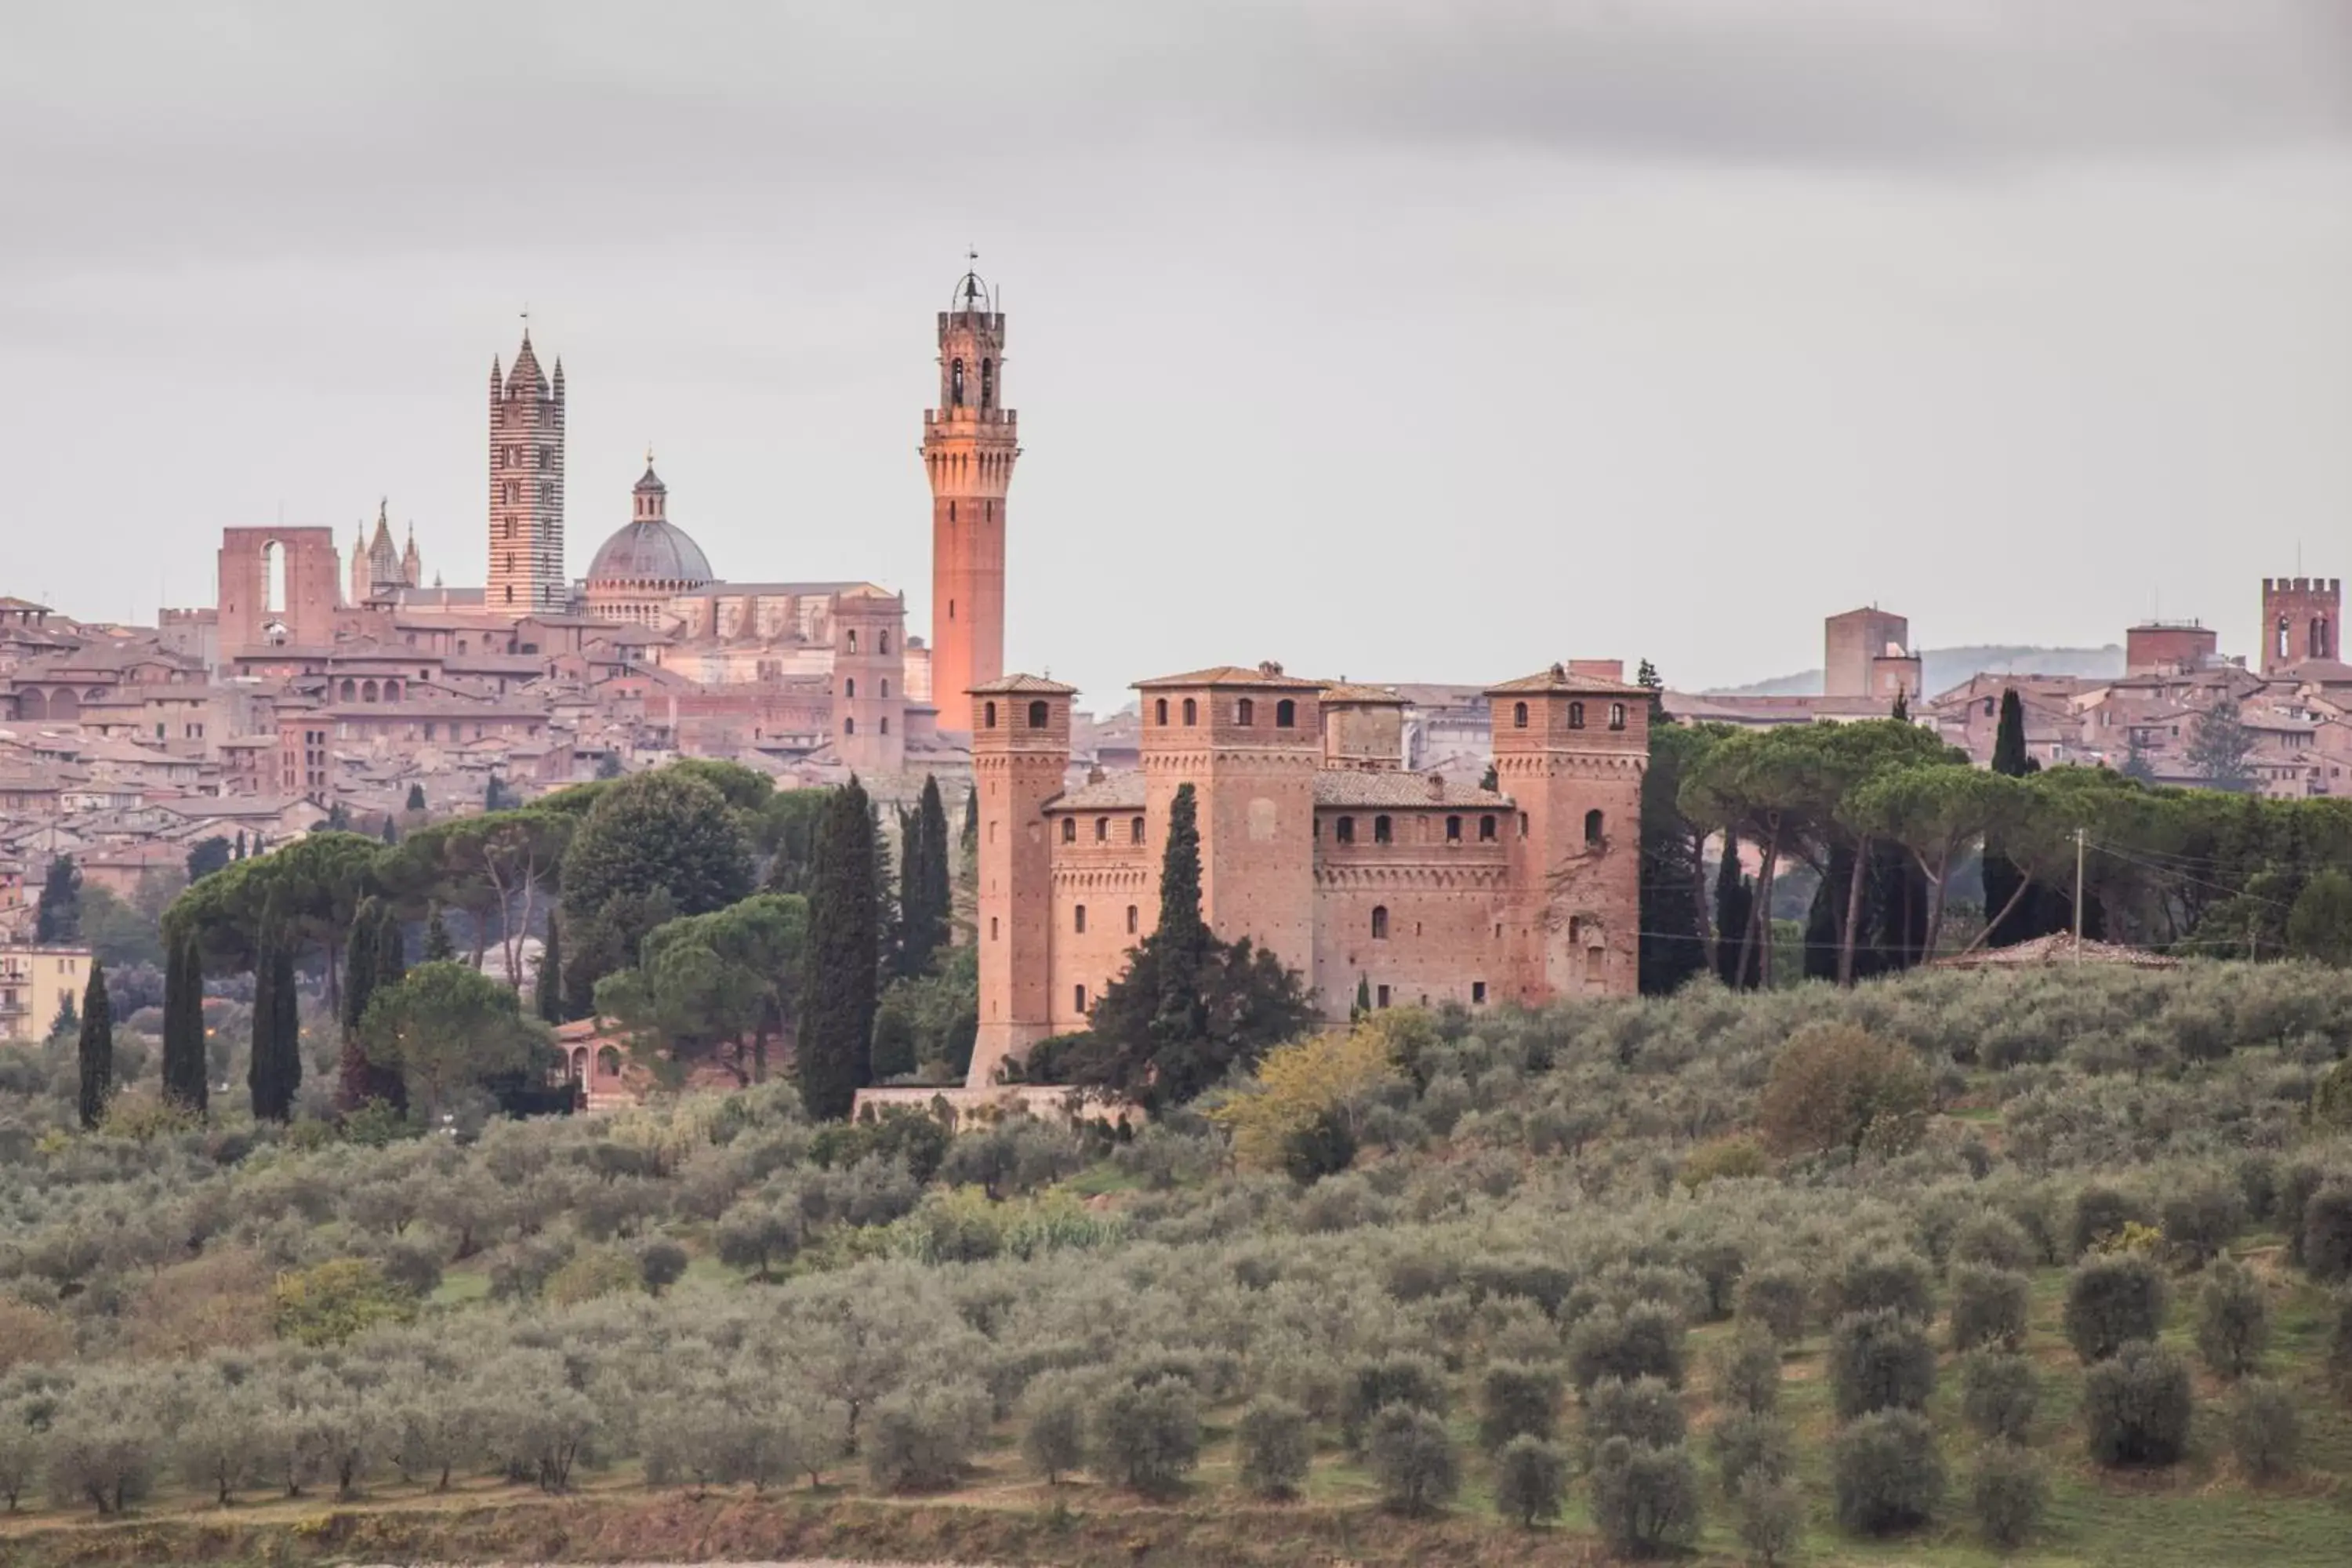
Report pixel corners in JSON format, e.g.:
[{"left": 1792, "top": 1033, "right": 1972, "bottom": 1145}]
[{"left": 2073, "top": 826, "right": 2086, "bottom": 964}]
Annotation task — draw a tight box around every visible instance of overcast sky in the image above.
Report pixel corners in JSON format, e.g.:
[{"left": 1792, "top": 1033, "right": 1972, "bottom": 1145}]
[{"left": 5, "top": 1, "right": 2349, "bottom": 703}]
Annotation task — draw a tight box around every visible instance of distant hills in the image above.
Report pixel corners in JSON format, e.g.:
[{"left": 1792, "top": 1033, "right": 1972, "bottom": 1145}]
[{"left": 1710, "top": 644, "right": 2128, "bottom": 698}]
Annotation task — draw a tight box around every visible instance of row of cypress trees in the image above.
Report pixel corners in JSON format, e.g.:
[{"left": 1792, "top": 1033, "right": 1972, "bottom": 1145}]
[
  {"left": 246, "top": 891, "right": 303, "bottom": 1121},
  {"left": 336, "top": 898, "right": 410, "bottom": 1112}
]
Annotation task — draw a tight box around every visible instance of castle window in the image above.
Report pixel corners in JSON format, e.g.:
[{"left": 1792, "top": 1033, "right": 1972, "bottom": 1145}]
[
  {"left": 1567, "top": 702, "right": 1585, "bottom": 729},
  {"left": 1061, "top": 817, "right": 1076, "bottom": 843},
  {"left": 1276, "top": 699, "right": 1296, "bottom": 728},
  {"left": 880, "top": 679, "right": 890, "bottom": 698},
  {"left": 362, "top": 680, "right": 379, "bottom": 703},
  {"left": 1075, "top": 905, "right": 1087, "bottom": 934},
  {"left": 1584, "top": 808, "right": 1604, "bottom": 845},
  {"left": 2278, "top": 618, "right": 2291, "bottom": 660},
  {"left": 1371, "top": 906, "right": 1389, "bottom": 940},
  {"left": 844, "top": 717, "right": 855, "bottom": 735},
  {"left": 1131, "top": 816, "right": 1145, "bottom": 843},
  {"left": 1609, "top": 702, "right": 1627, "bottom": 731},
  {"left": 1479, "top": 814, "right": 1497, "bottom": 841},
  {"left": 1446, "top": 815, "right": 1462, "bottom": 843},
  {"left": 847, "top": 630, "right": 858, "bottom": 654},
  {"left": 845, "top": 678, "right": 856, "bottom": 699},
  {"left": 1513, "top": 701, "right": 1529, "bottom": 728},
  {"left": 880, "top": 717, "right": 889, "bottom": 735},
  {"left": 1029, "top": 699, "right": 1050, "bottom": 728},
  {"left": 1181, "top": 698, "right": 1197, "bottom": 726},
  {"left": 1126, "top": 905, "right": 1139, "bottom": 934},
  {"left": 1236, "top": 698, "right": 1255, "bottom": 726},
  {"left": 2316, "top": 618, "right": 2332, "bottom": 659},
  {"left": 1376, "top": 984, "right": 1391, "bottom": 1009},
  {"left": 1154, "top": 698, "right": 1169, "bottom": 725},
  {"left": 981, "top": 358, "right": 994, "bottom": 407},
  {"left": 1074, "top": 983, "right": 1087, "bottom": 1013},
  {"left": 990, "top": 916, "right": 999, "bottom": 939},
  {"left": 984, "top": 701, "right": 997, "bottom": 728},
  {"left": 1373, "top": 815, "right": 1392, "bottom": 844},
  {"left": 1984, "top": 696, "right": 1997, "bottom": 717},
  {"left": 339, "top": 679, "right": 356, "bottom": 701},
  {"left": 951, "top": 358, "right": 966, "bottom": 405},
  {"left": 1334, "top": 815, "right": 1356, "bottom": 844},
  {"left": 1472, "top": 982, "right": 1487, "bottom": 1005},
  {"left": 1094, "top": 816, "right": 1108, "bottom": 842}
]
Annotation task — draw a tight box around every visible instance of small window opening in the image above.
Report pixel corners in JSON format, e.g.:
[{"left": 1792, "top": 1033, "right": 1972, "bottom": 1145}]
[
  {"left": 1334, "top": 815, "right": 1356, "bottom": 844},
  {"left": 1130, "top": 815, "right": 1145, "bottom": 843},
  {"left": 1375, "top": 984, "right": 1391, "bottom": 1009},
  {"left": 1094, "top": 816, "right": 1108, "bottom": 842},
  {"left": 1479, "top": 814, "right": 1497, "bottom": 841},
  {"left": 1446, "top": 815, "right": 1462, "bottom": 843},
  {"left": 1126, "top": 905, "right": 1139, "bottom": 934},
  {"left": 1154, "top": 698, "right": 1169, "bottom": 725},
  {"left": 1075, "top": 905, "right": 1087, "bottom": 934},
  {"left": 1512, "top": 701, "right": 1529, "bottom": 728},
  {"left": 1181, "top": 697, "right": 1197, "bottom": 726},
  {"left": 1373, "top": 815, "right": 1392, "bottom": 844},
  {"left": 983, "top": 700, "right": 997, "bottom": 729},
  {"left": 1028, "top": 699, "right": 1050, "bottom": 728},
  {"left": 1236, "top": 697, "right": 1255, "bottom": 726},
  {"left": 1275, "top": 699, "right": 1296, "bottom": 728},
  {"left": 1472, "top": 982, "right": 1487, "bottom": 1004},
  {"left": 1061, "top": 817, "right": 1076, "bottom": 843},
  {"left": 1584, "top": 808, "right": 1605, "bottom": 845},
  {"left": 1567, "top": 701, "right": 1585, "bottom": 729},
  {"left": 1609, "top": 702, "right": 1627, "bottom": 731},
  {"left": 1074, "top": 983, "right": 1087, "bottom": 1012},
  {"left": 1371, "top": 906, "right": 1390, "bottom": 939}
]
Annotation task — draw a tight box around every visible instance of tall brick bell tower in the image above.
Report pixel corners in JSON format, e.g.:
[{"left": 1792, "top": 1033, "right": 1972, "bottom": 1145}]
[
  {"left": 488, "top": 323, "right": 568, "bottom": 617},
  {"left": 924, "top": 267, "right": 1019, "bottom": 728}
]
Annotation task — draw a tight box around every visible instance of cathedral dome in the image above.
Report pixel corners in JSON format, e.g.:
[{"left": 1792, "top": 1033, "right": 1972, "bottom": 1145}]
[{"left": 586, "top": 519, "right": 713, "bottom": 586}]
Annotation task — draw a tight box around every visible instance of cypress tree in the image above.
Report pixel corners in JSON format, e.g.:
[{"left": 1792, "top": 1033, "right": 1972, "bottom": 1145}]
[
  {"left": 962, "top": 784, "right": 979, "bottom": 854},
  {"left": 872, "top": 795, "right": 900, "bottom": 979},
  {"left": 536, "top": 909, "right": 566, "bottom": 1024},
  {"left": 36, "top": 854, "right": 82, "bottom": 943},
  {"left": 798, "top": 776, "right": 880, "bottom": 1120},
  {"left": 1713, "top": 830, "right": 1756, "bottom": 990},
  {"left": 424, "top": 902, "right": 455, "bottom": 961},
  {"left": 1354, "top": 973, "right": 1372, "bottom": 1019},
  {"left": 76, "top": 959, "right": 113, "bottom": 1131},
  {"left": 896, "top": 775, "right": 951, "bottom": 978},
  {"left": 1152, "top": 782, "right": 1214, "bottom": 1042},
  {"left": 341, "top": 899, "right": 380, "bottom": 1033},
  {"left": 234, "top": 829, "right": 247, "bottom": 860},
  {"left": 162, "top": 924, "right": 209, "bottom": 1114},
  {"left": 406, "top": 782, "right": 426, "bottom": 811},
  {"left": 249, "top": 890, "right": 301, "bottom": 1122},
  {"left": 1984, "top": 688, "right": 2044, "bottom": 947},
  {"left": 370, "top": 908, "right": 410, "bottom": 1112}
]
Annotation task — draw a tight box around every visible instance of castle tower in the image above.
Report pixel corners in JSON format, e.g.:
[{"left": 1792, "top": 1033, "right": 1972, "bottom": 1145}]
[
  {"left": 833, "top": 587, "right": 909, "bottom": 775},
  {"left": 488, "top": 327, "right": 568, "bottom": 617},
  {"left": 969, "top": 673, "right": 1074, "bottom": 1086},
  {"left": 2260, "top": 576, "right": 2340, "bottom": 674},
  {"left": 1486, "top": 663, "right": 1649, "bottom": 1000},
  {"left": 923, "top": 269, "right": 1019, "bottom": 725},
  {"left": 1134, "top": 663, "right": 1324, "bottom": 975}
]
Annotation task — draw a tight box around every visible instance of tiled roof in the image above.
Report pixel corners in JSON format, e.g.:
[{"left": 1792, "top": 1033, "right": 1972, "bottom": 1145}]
[
  {"left": 970, "top": 673, "right": 1078, "bottom": 695},
  {"left": 1133, "top": 663, "right": 1323, "bottom": 691},
  {"left": 1319, "top": 682, "right": 1406, "bottom": 705},
  {"left": 1486, "top": 664, "right": 1649, "bottom": 696},
  {"left": 1313, "top": 771, "right": 1512, "bottom": 808},
  {"left": 1047, "top": 774, "right": 1147, "bottom": 811}
]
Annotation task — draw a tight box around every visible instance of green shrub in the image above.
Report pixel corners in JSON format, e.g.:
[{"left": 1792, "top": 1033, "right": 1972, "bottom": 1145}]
[
  {"left": 1948, "top": 1209, "right": 2034, "bottom": 1272},
  {"left": 1235, "top": 1397, "right": 1312, "bottom": 1500},
  {"left": 2064, "top": 1253, "right": 2169, "bottom": 1363},
  {"left": 636, "top": 1237, "right": 689, "bottom": 1296},
  {"left": 1709, "top": 1410, "right": 1794, "bottom": 1497},
  {"left": 1493, "top": 1434, "right": 1568, "bottom": 1528},
  {"left": 865, "top": 1382, "right": 991, "bottom": 1492},
  {"left": 1832, "top": 1408, "right": 1945, "bottom": 1536},
  {"left": 1567, "top": 1301, "right": 1686, "bottom": 1392},
  {"left": 2236, "top": 1152, "right": 2280, "bottom": 1223},
  {"left": 1583, "top": 1375, "right": 1686, "bottom": 1450},
  {"left": 2194, "top": 1257, "right": 2270, "bottom": 1377},
  {"left": 1734, "top": 1471, "right": 1804, "bottom": 1567},
  {"left": 1093, "top": 1376, "right": 1201, "bottom": 1497},
  {"left": 2226, "top": 1378, "right": 2300, "bottom": 1482},
  {"left": 1736, "top": 1261, "right": 1812, "bottom": 1345},
  {"left": 1835, "top": 1246, "right": 1935, "bottom": 1322},
  {"left": 1969, "top": 1440, "right": 2047, "bottom": 1550},
  {"left": 1948, "top": 1263, "right": 2029, "bottom": 1352},
  {"left": 2161, "top": 1179, "right": 2246, "bottom": 1267},
  {"left": 2304, "top": 1182, "right": 2352, "bottom": 1283},
  {"left": 1713, "top": 1323, "right": 1780, "bottom": 1414},
  {"left": 1341, "top": 1354, "right": 1448, "bottom": 1450},
  {"left": 1478, "top": 1361, "right": 1563, "bottom": 1451},
  {"left": 2082, "top": 1341, "right": 2192, "bottom": 1468},
  {"left": 1957, "top": 1351, "right": 2039, "bottom": 1443},
  {"left": 2279, "top": 1162, "right": 2331, "bottom": 1267},
  {"left": 2070, "top": 1183, "right": 2147, "bottom": 1257},
  {"left": 1589, "top": 1435, "right": 1701, "bottom": 1558},
  {"left": 1019, "top": 1374, "right": 1090, "bottom": 1484},
  {"left": 1366, "top": 1403, "right": 1458, "bottom": 1516},
  {"left": 1829, "top": 1308, "right": 1936, "bottom": 1420}
]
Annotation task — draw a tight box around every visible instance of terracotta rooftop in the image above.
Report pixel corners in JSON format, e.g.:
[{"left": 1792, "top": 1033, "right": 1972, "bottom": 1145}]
[
  {"left": 1133, "top": 662, "right": 1323, "bottom": 691},
  {"left": 969, "top": 673, "right": 1079, "bottom": 695},
  {"left": 1047, "top": 774, "right": 1148, "bottom": 811},
  {"left": 1319, "top": 682, "right": 1406, "bottom": 706},
  {"left": 1486, "top": 663, "right": 1650, "bottom": 697},
  {"left": 1313, "top": 771, "right": 1511, "bottom": 808}
]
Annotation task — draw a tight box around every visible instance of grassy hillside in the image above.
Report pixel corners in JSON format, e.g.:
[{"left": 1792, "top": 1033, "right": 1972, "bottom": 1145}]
[{"left": 4, "top": 962, "right": 2351, "bottom": 1566}]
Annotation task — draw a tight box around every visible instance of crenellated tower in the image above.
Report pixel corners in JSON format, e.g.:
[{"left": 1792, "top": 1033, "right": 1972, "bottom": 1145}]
[
  {"left": 968, "top": 673, "right": 1073, "bottom": 1086},
  {"left": 488, "top": 326, "right": 568, "bottom": 616},
  {"left": 923, "top": 270, "right": 1019, "bottom": 724}
]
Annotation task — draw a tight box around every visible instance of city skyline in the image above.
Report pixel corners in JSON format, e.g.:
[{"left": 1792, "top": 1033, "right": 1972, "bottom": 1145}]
[{"left": 5, "top": 2, "right": 2350, "bottom": 702}]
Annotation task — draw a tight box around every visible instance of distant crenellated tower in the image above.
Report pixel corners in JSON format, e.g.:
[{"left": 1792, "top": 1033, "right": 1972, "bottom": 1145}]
[
  {"left": 2260, "top": 575, "right": 2339, "bottom": 674},
  {"left": 923, "top": 268, "right": 1019, "bottom": 723},
  {"left": 488, "top": 326, "right": 568, "bottom": 616}
]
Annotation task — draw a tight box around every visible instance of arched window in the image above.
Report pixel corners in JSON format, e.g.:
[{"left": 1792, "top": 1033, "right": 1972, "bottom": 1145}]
[
  {"left": 1373, "top": 815, "right": 1392, "bottom": 844},
  {"left": 262, "top": 539, "right": 286, "bottom": 614},
  {"left": 846, "top": 629, "right": 858, "bottom": 654},
  {"left": 1275, "top": 699, "right": 1296, "bottom": 728},
  {"left": 1061, "top": 817, "right": 1077, "bottom": 843},
  {"left": 1567, "top": 702, "right": 1585, "bottom": 729},
  {"left": 1479, "top": 814, "right": 1497, "bottom": 841},
  {"left": 1236, "top": 697, "right": 1255, "bottom": 726},
  {"left": 2278, "top": 618, "right": 2292, "bottom": 660},
  {"left": 1609, "top": 702, "right": 1627, "bottom": 731},
  {"left": 1028, "top": 699, "right": 1050, "bottom": 728},
  {"left": 339, "top": 678, "right": 356, "bottom": 701},
  {"left": 1181, "top": 697, "right": 1197, "bottom": 726},
  {"left": 1334, "top": 815, "right": 1356, "bottom": 844},
  {"left": 569, "top": 1047, "right": 588, "bottom": 1084},
  {"left": 989, "top": 916, "right": 999, "bottom": 939},
  {"left": 879, "top": 630, "right": 891, "bottom": 654},
  {"left": 951, "top": 358, "right": 966, "bottom": 406},
  {"left": 983, "top": 700, "right": 997, "bottom": 728},
  {"left": 1131, "top": 816, "right": 1145, "bottom": 843},
  {"left": 2315, "top": 618, "right": 2332, "bottom": 659},
  {"left": 361, "top": 679, "right": 379, "bottom": 702},
  {"left": 1584, "top": 808, "right": 1605, "bottom": 845},
  {"left": 845, "top": 677, "right": 856, "bottom": 699},
  {"left": 1371, "top": 906, "right": 1389, "bottom": 940},
  {"left": 1446, "top": 815, "right": 1463, "bottom": 842},
  {"left": 1074, "top": 905, "right": 1087, "bottom": 934},
  {"left": 597, "top": 1046, "right": 622, "bottom": 1077},
  {"left": 1513, "top": 700, "right": 1529, "bottom": 728},
  {"left": 385, "top": 679, "right": 401, "bottom": 701},
  {"left": 1094, "top": 816, "right": 1108, "bottom": 842},
  {"left": 1074, "top": 983, "right": 1088, "bottom": 1013},
  {"left": 981, "top": 358, "right": 994, "bottom": 408},
  {"left": 844, "top": 717, "right": 856, "bottom": 735},
  {"left": 1126, "top": 905, "right": 1139, "bottom": 934},
  {"left": 1154, "top": 698, "right": 1169, "bottom": 725}
]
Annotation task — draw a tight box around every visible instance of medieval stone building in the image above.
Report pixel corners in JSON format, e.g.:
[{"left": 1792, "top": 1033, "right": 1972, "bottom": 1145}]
[{"left": 967, "top": 659, "right": 1648, "bottom": 1086}]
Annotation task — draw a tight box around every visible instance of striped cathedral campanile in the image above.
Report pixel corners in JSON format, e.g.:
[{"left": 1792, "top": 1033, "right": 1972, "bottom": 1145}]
[
  {"left": 924, "top": 270, "right": 1019, "bottom": 722},
  {"left": 488, "top": 326, "right": 568, "bottom": 616}
]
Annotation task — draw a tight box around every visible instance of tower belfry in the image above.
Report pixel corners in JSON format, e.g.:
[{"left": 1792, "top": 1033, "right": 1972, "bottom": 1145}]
[
  {"left": 923, "top": 264, "right": 1019, "bottom": 722},
  {"left": 488, "top": 321, "right": 568, "bottom": 616}
]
